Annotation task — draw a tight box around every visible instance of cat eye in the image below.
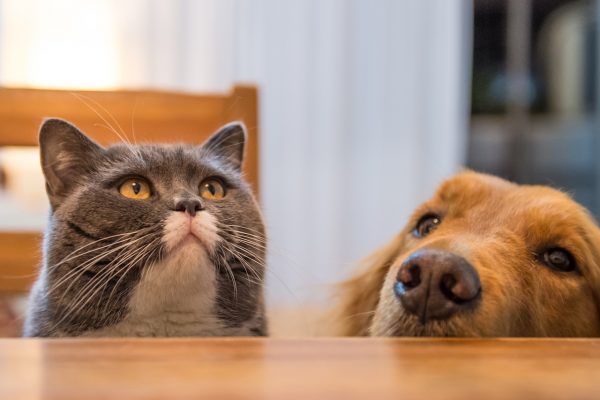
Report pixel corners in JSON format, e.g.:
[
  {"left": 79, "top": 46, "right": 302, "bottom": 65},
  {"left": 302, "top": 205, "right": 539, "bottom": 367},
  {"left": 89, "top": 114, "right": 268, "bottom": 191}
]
[
  {"left": 199, "top": 178, "right": 226, "bottom": 200},
  {"left": 541, "top": 248, "right": 577, "bottom": 272},
  {"left": 119, "top": 178, "right": 151, "bottom": 200},
  {"left": 413, "top": 214, "right": 441, "bottom": 238}
]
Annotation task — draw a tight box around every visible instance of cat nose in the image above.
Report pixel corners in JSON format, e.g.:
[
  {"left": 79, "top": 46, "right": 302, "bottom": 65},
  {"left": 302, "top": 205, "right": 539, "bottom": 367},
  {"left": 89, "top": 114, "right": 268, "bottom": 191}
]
[{"left": 174, "top": 199, "right": 203, "bottom": 217}]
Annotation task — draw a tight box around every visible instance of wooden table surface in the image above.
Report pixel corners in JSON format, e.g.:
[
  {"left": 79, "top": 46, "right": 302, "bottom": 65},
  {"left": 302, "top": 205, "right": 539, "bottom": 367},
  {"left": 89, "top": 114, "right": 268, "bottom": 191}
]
[{"left": 2, "top": 338, "right": 600, "bottom": 400}]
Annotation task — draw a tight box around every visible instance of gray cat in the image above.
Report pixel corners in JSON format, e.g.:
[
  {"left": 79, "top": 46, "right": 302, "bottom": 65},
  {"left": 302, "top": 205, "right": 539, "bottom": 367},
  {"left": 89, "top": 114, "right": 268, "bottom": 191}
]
[{"left": 23, "top": 119, "right": 267, "bottom": 337}]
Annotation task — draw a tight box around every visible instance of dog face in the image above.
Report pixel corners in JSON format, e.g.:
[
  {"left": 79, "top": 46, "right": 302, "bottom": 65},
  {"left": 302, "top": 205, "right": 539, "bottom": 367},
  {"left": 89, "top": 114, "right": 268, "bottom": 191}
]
[{"left": 337, "top": 171, "right": 600, "bottom": 337}]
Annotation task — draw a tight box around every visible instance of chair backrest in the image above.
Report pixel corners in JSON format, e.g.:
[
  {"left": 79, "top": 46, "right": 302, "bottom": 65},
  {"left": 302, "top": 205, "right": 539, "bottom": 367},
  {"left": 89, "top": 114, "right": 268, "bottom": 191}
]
[{"left": 0, "top": 85, "right": 259, "bottom": 293}]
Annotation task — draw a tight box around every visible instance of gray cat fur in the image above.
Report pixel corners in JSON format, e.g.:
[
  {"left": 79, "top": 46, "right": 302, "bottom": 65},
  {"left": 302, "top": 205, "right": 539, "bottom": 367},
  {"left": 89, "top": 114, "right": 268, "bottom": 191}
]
[{"left": 23, "top": 119, "right": 267, "bottom": 337}]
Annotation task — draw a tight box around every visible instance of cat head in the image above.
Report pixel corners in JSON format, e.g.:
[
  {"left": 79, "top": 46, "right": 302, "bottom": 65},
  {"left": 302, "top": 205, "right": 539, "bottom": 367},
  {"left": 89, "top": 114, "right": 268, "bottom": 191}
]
[{"left": 30, "top": 119, "right": 266, "bottom": 336}]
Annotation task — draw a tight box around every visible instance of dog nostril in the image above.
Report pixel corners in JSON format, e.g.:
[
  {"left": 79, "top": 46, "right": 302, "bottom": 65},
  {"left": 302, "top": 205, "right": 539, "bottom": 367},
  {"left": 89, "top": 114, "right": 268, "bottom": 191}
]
[
  {"left": 398, "top": 263, "right": 421, "bottom": 289},
  {"left": 439, "top": 272, "right": 480, "bottom": 304}
]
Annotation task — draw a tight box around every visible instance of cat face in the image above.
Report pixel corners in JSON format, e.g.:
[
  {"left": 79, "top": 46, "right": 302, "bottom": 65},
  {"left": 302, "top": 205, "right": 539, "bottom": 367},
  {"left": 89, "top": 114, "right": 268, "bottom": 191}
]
[{"left": 24, "top": 119, "right": 267, "bottom": 337}]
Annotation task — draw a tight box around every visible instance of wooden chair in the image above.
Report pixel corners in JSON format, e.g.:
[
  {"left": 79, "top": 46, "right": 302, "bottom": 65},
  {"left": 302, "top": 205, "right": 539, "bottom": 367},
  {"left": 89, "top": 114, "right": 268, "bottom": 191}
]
[{"left": 0, "top": 85, "right": 259, "bottom": 294}]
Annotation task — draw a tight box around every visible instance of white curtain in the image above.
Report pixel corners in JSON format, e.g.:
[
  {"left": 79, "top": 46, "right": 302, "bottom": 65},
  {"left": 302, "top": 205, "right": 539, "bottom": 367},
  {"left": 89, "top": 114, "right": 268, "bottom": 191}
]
[{"left": 0, "top": 0, "right": 472, "bottom": 307}]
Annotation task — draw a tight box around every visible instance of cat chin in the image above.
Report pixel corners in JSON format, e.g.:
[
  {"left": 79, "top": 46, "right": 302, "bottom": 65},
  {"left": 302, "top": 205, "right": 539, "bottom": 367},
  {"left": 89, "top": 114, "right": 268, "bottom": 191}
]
[
  {"left": 129, "top": 239, "right": 218, "bottom": 318},
  {"left": 170, "top": 234, "right": 206, "bottom": 256},
  {"left": 89, "top": 235, "right": 226, "bottom": 338},
  {"left": 162, "top": 211, "right": 220, "bottom": 253},
  {"left": 162, "top": 238, "right": 213, "bottom": 276},
  {"left": 89, "top": 248, "right": 223, "bottom": 337}
]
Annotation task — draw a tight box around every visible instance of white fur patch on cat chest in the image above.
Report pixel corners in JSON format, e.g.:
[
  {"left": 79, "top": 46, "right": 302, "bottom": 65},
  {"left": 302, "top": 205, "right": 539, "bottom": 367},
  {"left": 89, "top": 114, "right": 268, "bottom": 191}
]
[{"left": 90, "top": 240, "right": 222, "bottom": 337}]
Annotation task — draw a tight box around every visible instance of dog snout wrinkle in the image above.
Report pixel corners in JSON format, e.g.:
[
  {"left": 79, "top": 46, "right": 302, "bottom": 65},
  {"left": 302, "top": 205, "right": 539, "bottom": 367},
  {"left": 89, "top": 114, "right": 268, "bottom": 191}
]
[{"left": 394, "top": 249, "right": 481, "bottom": 323}]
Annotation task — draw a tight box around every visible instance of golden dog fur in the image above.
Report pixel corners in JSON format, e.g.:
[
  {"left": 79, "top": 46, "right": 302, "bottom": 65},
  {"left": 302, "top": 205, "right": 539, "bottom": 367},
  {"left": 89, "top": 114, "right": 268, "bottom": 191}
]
[{"left": 335, "top": 171, "right": 600, "bottom": 337}]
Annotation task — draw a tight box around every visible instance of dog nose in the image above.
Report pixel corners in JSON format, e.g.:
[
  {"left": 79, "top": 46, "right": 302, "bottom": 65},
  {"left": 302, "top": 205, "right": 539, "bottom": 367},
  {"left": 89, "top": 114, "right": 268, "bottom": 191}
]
[
  {"left": 174, "top": 199, "right": 203, "bottom": 217},
  {"left": 394, "top": 249, "right": 481, "bottom": 323}
]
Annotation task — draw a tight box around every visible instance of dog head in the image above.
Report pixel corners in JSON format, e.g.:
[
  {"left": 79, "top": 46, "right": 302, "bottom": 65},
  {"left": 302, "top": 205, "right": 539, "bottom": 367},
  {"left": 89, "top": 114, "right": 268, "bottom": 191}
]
[{"left": 336, "top": 171, "right": 600, "bottom": 337}]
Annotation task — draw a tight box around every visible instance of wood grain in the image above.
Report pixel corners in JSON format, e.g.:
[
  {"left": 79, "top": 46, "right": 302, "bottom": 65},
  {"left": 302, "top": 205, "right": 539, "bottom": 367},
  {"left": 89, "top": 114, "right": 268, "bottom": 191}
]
[
  {"left": 0, "top": 87, "right": 238, "bottom": 145},
  {"left": 1, "top": 338, "right": 599, "bottom": 400},
  {"left": 0, "top": 85, "right": 259, "bottom": 293}
]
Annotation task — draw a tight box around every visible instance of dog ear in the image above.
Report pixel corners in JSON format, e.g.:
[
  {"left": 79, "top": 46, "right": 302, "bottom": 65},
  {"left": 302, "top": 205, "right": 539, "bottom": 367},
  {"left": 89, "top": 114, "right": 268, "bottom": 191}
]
[{"left": 333, "top": 234, "right": 406, "bottom": 336}]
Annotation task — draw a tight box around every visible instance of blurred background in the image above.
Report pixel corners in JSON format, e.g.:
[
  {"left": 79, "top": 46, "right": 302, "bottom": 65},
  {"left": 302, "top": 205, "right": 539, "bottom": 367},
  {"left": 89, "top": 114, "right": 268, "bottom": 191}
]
[{"left": 0, "top": 0, "right": 597, "bottom": 335}]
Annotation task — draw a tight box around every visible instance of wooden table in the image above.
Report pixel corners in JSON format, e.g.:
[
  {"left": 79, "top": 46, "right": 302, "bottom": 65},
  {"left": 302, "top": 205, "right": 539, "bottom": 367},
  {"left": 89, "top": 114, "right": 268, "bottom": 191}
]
[{"left": 2, "top": 338, "right": 600, "bottom": 400}]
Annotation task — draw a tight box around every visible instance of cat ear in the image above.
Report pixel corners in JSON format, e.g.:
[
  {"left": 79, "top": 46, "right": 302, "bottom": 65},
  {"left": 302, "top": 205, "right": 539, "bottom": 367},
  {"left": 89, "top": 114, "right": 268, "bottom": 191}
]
[
  {"left": 202, "top": 122, "right": 246, "bottom": 171},
  {"left": 39, "top": 118, "right": 105, "bottom": 206}
]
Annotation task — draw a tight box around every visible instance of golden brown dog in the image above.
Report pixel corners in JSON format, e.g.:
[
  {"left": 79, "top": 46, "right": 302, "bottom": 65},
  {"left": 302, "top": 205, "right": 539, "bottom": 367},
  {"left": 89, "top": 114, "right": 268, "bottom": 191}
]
[{"left": 336, "top": 171, "right": 600, "bottom": 337}]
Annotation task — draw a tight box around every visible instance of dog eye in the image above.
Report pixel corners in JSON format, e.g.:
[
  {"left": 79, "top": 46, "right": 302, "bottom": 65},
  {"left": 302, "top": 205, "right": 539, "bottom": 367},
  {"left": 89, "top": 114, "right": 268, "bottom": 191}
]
[
  {"left": 542, "top": 248, "right": 577, "bottom": 272},
  {"left": 413, "top": 214, "right": 441, "bottom": 238}
]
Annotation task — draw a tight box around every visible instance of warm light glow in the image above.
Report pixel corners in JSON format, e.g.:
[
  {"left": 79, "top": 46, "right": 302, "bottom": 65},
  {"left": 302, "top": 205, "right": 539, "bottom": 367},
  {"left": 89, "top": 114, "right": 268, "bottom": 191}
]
[
  {"left": 0, "top": 0, "right": 119, "bottom": 89},
  {"left": 0, "top": 147, "right": 48, "bottom": 230}
]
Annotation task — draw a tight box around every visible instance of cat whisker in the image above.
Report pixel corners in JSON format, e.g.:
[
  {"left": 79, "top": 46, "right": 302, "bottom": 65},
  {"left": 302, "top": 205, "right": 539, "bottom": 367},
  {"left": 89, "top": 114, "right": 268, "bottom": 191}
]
[
  {"left": 220, "top": 256, "right": 263, "bottom": 287},
  {"left": 215, "top": 250, "right": 239, "bottom": 300},
  {"left": 222, "top": 239, "right": 299, "bottom": 301},
  {"left": 49, "top": 230, "right": 158, "bottom": 297},
  {"left": 221, "top": 223, "right": 310, "bottom": 296},
  {"left": 218, "top": 226, "right": 268, "bottom": 248},
  {"left": 56, "top": 251, "right": 137, "bottom": 320},
  {"left": 49, "top": 226, "right": 154, "bottom": 271},
  {"left": 74, "top": 235, "right": 160, "bottom": 304},
  {"left": 58, "top": 235, "right": 161, "bottom": 328},
  {"left": 51, "top": 232, "right": 161, "bottom": 322},
  {"left": 71, "top": 92, "right": 143, "bottom": 162},
  {"left": 130, "top": 97, "right": 139, "bottom": 145},
  {"left": 217, "top": 224, "right": 270, "bottom": 256},
  {"left": 224, "top": 240, "right": 265, "bottom": 265},
  {"left": 217, "top": 221, "right": 265, "bottom": 234},
  {"left": 101, "top": 239, "right": 162, "bottom": 316},
  {"left": 92, "top": 241, "right": 155, "bottom": 313},
  {"left": 232, "top": 254, "right": 266, "bottom": 285},
  {"left": 219, "top": 221, "right": 301, "bottom": 258},
  {"left": 71, "top": 93, "right": 129, "bottom": 144},
  {"left": 92, "top": 249, "right": 155, "bottom": 322},
  {"left": 218, "top": 244, "right": 263, "bottom": 283},
  {"left": 50, "top": 242, "right": 134, "bottom": 297},
  {"left": 218, "top": 224, "right": 300, "bottom": 265},
  {"left": 229, "top": 236, "right": 269, "bottom": 254}
]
